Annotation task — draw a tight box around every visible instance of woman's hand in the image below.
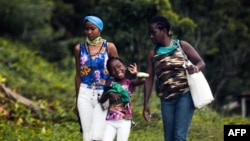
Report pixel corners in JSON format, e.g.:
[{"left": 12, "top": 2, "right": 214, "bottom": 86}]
[
  {"left": 185, "top": 64, "right": 199, "bottom": 74},
  {"left": 143, "top": 104, "right": 152, "bottom": 122},
  {"left": 74, "top": 106, "right": 79, "bottom": 116}
]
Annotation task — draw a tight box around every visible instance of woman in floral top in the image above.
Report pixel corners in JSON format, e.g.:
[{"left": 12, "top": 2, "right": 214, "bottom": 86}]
[{"left": 74, "top": 13, "right": 118, "bottom": 141}]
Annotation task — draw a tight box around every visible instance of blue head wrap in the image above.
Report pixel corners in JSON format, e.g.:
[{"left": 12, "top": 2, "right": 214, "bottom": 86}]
[{"left": 83, "top": 16, "right": 104, "bottom": 31}]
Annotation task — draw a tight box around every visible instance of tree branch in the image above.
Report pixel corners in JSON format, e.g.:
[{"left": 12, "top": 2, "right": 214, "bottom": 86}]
[{"left": 0, "top": 83, "right": 41, "bottom": 112}]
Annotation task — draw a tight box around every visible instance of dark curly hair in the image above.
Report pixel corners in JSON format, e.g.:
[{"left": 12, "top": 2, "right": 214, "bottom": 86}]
[
  {"left": 106, "top": 56, "right": 125, "bottom": 76},
  {"left": 149, "top": 16, "right": 171, "bottom": 36}
]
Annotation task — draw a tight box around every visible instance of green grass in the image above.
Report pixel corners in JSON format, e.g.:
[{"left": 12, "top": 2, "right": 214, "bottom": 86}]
[{"left": 1, "top": 97, "right": 250, "bottom": 141}]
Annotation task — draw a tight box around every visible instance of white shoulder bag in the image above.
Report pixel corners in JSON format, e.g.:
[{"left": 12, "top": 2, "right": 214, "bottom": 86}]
[{"left": 177, "top": 40, "right": 214, "bottom": 109}]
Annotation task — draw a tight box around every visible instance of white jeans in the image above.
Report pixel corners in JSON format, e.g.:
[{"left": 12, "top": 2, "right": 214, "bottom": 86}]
[
  {"left": 77, "top": 84, "right": 108, "bottom": 141},
  {"left": 102, "top": 119, "right": 131, "bottom": 141}
]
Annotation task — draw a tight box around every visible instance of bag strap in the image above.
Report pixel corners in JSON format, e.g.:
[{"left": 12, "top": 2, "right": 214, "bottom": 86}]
[
  {"left": 176, "top": 40, "right": 189, "bottom": 62},
  {"left": 176, "top": 40, "right": 193, "bottom": 66}
]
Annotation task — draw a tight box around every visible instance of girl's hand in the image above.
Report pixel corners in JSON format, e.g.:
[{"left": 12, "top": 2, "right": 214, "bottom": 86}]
[
  {"left": 127, "top": 63, "right": 138, "bottom": 75},
  {"left": 110, "top": 93, "right": 120, "bottom": 101}
]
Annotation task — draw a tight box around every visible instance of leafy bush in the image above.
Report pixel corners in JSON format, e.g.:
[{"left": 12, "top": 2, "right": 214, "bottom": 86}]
[{"left": 0, "top": 38, "right": 75, "bottom": 106}]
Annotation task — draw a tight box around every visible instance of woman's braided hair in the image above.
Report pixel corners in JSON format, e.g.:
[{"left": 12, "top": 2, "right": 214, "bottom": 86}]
[{"left": 149, "top": 16, "right": 171, "bottom": 36}]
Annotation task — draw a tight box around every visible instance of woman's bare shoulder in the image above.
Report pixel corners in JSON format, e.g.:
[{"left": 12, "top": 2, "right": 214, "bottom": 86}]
[
  {"left": 74, "top": 43, "right": 80, "bottom": 50},
  {"left": 107, "top": 41, "right": 116, "bottom": 48},
  {"left": 179, "top": 40, "right": 193, "bottom": 50},
  {"left": 74, "top": 44, "right": 81, "bottom": 56},
  {"left": 107, "top": 41, "right": 118, "bottom": 57}
]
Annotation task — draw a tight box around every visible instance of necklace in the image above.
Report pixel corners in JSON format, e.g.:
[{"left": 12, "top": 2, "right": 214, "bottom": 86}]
[{"left": 86, "top": 43, "right": 103, "bottom": 57}]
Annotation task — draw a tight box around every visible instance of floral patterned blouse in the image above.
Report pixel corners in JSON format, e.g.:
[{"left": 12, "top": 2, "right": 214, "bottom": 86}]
[{"left": 79, "top": 42, "right": 109, "bottom": 89}]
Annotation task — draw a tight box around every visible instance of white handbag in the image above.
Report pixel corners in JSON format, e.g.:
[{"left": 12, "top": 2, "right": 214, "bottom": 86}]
[
  {"left": 178, "top": 40, "right": 214, "bottom": 108},
  {"left": 184, "top": 61, "right": 214, "bottom": 108}
]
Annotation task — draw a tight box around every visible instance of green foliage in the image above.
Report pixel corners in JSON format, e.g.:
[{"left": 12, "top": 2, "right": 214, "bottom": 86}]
[
  {"left": 0, "top": 38, "right": 75, "bottom": 106},
  {"left": 0, "top": 120, "right": 82, "bottom": 141},
  {"left": 178, "top": 18, "right": 197, "bottom": 32},
  {"left": 170, "top": 0, "right": 250, "bottom": 111},
  {"left": 1, "top": 91, "right": 250, "bottom": 140},
  {"left": 94, "top": 0, "right": 158, "bottom": 68},
  {"left": 0, "top": 0, "right": 75, "bottom": 62},
  {"left": 0, "top": 0, "right": 54, "bottom": 40}
]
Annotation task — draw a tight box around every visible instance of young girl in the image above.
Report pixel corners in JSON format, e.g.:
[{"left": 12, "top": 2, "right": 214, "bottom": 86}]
[{"left": 99, "top": 57, "right": 148, "bottom": 141}]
